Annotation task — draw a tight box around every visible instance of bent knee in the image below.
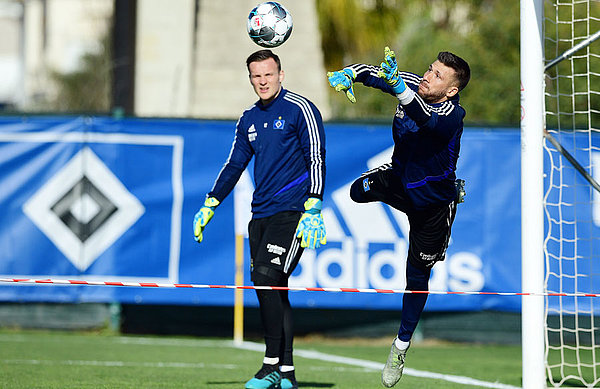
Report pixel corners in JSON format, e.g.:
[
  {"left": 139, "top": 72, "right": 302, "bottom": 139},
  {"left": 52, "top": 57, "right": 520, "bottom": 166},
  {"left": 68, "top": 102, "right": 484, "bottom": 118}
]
[{"left": 350, "top": 177, "right": 370, "bottom": 203}]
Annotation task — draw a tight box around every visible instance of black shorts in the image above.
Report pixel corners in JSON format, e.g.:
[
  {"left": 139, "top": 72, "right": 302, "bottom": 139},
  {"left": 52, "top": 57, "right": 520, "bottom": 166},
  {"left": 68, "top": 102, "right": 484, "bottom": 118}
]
[
  {"left": 350, "top": 164, "right": 457, "bottom": 269},
  {"left": 248, "top": 211, "right": 304, "bottom": 284}
]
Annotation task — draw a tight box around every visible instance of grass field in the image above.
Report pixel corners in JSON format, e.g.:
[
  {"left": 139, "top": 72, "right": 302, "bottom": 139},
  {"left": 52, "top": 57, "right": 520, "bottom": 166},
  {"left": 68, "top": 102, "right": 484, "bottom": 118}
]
[{"left": 0, "top": 330, "right": 522, "bottom": 388}]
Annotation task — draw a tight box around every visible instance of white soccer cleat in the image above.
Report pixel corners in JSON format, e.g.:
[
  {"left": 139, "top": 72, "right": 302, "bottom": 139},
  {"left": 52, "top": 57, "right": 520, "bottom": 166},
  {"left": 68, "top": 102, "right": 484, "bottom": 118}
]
[{"left": 381, "top": 338, "right": 409, "bottom": 387}]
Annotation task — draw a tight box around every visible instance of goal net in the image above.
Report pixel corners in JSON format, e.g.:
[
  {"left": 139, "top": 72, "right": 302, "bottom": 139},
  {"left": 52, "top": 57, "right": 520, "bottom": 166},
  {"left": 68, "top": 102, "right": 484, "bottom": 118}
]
[{"left": 543, "top": 0, "right": 600, "bottom": 386}]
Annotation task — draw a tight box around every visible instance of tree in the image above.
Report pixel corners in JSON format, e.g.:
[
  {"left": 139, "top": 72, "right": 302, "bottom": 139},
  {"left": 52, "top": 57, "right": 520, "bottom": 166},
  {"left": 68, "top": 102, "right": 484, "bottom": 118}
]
[
  {"left": 317, "top": 0, "right": 520, "bottom": 125},
  {"left": 48, "top": 32, "right": 112, "bottom": 113}
]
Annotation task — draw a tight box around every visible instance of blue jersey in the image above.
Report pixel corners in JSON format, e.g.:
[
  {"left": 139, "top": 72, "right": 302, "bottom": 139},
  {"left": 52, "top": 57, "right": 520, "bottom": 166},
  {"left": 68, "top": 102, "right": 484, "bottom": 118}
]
[
  {"left": 209, "top": 88, "right": 326, "bottom": 218},
  {"left": 348, "top": 64, "right": 465, "bottom": 210}
]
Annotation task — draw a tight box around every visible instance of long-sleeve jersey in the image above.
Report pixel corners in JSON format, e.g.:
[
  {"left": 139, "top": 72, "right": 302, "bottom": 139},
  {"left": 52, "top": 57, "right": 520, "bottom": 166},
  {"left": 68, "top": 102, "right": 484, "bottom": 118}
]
[
  {"left": 208, "top": 88, "right": 326, "bottom": 218},
  {"left": 347, "top": 63, "right": 465, "bottom": 210}
]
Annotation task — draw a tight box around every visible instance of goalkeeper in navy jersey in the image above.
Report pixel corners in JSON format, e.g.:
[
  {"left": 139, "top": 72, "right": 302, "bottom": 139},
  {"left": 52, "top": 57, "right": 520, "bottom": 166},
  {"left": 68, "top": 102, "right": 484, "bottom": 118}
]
[
  {"left": 328, "top": 47, "right": 470, "bottom": 388},
  {"left": 193, "top": 49, "right": 325, "bottom": 389}
]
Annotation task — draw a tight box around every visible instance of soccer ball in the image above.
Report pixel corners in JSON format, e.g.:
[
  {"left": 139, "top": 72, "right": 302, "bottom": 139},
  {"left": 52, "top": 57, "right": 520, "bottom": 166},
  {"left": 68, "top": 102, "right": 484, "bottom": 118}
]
[{"left": 247, "top": 2, "right": 293, "bottom": 48}]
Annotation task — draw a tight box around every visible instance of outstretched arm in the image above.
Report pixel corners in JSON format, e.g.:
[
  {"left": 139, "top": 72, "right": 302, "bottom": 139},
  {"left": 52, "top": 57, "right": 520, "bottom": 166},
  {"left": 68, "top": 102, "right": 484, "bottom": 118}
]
[{"left": 327, "top": 61, "right": 421, "bottom": 102}]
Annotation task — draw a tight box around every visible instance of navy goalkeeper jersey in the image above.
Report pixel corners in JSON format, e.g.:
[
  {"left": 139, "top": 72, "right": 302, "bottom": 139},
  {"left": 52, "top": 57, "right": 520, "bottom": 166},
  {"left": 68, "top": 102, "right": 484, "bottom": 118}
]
[
  {"left": 208, "top": 88, "right": 326, "bottom": 218},
  {"left": 348, "top": 64, "right": 465, "bottom": 210}
]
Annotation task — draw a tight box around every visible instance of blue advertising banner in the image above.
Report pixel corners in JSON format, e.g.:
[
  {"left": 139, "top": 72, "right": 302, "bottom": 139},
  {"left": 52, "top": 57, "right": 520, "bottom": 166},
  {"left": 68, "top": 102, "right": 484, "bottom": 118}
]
[{"left": 0, "top": 116, "right": 582, "bottom": 312}]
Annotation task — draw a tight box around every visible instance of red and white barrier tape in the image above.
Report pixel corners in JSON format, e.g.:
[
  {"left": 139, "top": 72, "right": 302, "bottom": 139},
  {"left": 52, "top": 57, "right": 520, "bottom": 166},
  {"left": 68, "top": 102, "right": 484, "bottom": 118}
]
[{"left": 0, "top": 277, "right": 598, "bottom": 297}]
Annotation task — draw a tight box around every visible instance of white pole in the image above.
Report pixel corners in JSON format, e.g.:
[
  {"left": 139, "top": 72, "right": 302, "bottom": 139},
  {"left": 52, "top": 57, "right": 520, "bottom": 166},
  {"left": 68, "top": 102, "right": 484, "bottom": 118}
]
[{"left": 520, "top": 0, "right": 546, "bottom": 388}]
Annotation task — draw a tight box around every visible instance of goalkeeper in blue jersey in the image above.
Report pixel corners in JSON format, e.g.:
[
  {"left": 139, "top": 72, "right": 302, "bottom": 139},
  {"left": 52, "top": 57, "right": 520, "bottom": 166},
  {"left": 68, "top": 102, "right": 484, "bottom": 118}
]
[
  {"left": 193, "top": 49, "right": 325, "bottom": 389},
  {"left": 328, "top": 48, "right": 470, "bottom": 388}
]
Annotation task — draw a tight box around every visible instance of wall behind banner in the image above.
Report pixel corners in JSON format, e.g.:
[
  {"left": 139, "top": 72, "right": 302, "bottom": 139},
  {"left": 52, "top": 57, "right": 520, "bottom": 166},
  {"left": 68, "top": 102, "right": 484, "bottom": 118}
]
[{"left": 0, "top": 117, "right": 538, "bottom": 312}]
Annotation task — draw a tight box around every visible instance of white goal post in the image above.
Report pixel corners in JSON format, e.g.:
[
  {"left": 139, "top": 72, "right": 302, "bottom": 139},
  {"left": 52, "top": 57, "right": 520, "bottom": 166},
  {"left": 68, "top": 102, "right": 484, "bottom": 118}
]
[
  {"left": 521, "top": 0, "right": 546, "bottom": 387},
  {"left": 522, "top": 0, "right": 600, "bottom": 387}
]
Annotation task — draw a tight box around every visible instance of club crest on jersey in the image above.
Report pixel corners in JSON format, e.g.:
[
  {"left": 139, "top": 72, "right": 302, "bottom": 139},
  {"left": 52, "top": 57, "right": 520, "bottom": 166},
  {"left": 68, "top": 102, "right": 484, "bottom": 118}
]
[
  {"left": 363, "top": 178, "right": 370, "bottom": 192},
  {"left": 273, "top": 117, "right": 285, "bottom": 130},
  {"left": 395, "top": 106, "right": 405, "bottom": 119}
]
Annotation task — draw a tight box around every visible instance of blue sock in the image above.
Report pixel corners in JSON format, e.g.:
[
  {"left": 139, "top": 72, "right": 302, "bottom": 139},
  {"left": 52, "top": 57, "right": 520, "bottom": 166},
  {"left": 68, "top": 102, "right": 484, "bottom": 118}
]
[{"left": 398, "top": 260, "right": 431, "bottom": 341}]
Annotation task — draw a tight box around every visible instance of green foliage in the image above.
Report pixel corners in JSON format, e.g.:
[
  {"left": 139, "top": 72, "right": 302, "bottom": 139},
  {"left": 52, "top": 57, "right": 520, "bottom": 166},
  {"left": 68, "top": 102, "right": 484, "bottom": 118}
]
[
  {"left": 460, "top": 0, "right": 520, "bottom": 124},
  {"left": 317, "top": 0, "right": 520, "bottom": 125},
  {"left": 543, "top": 0, "right": 600, "bottom": 131},
  {"left": 49, "top": 33, "right": 112, "bottom": 113}
]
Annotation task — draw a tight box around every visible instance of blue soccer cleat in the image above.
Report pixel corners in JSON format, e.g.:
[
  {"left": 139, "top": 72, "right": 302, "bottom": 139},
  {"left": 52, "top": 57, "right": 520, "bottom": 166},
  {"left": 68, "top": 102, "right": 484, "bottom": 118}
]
[{"left": 245, "top": 364, "right": 282, "bottom": 389}]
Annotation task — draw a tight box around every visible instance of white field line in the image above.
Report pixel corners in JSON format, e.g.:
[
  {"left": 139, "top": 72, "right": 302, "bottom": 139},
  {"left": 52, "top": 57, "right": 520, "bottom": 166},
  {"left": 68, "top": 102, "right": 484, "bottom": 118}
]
[
  {"left": 234, "top": 340, "right": 521, "bottom": 389},
  {"left": 0, "top": 334, "right": 228, "bottom": 348},
  {"left": 0, "top": 358, "right": 370, "bottom": 373},
  {"left": 0, "top": 335, "right": 520, "bottom": 388}
]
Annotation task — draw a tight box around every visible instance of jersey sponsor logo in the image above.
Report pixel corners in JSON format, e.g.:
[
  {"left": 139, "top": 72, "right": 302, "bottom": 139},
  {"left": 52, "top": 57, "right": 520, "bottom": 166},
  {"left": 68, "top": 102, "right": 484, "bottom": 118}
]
[
  {"left": 248, "top": 124, "right": 257, "bottom": 142},
  {"left": 420, "top": 252, "right": 439, "bottom": 262},
  {"left": 273, "top": 117, "right": 285, "bottom": 130},
  {"left": 420, "top": 252, "right": 439, "bottom": 267},
  {"left": 271, "top": 256, "right": 281, "bottom": 265},
  {"left": 267, "top": 243, "right": 286, "bottom": 255}
]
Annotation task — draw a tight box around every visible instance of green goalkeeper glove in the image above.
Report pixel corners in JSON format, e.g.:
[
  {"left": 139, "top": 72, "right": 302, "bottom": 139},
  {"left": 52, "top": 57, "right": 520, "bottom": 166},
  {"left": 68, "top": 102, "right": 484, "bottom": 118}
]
[
  {"left": 193, "top": 196, "right": 220, "bottom": 243},
  {"left": 377, "top": 46, "right": 407, "bottom": 94},
  {"left": 327, "top": 68, "right": 357, "bottom": 103},
  {"left": 295, "top": 197, "right": 327, "bottom": 249}
]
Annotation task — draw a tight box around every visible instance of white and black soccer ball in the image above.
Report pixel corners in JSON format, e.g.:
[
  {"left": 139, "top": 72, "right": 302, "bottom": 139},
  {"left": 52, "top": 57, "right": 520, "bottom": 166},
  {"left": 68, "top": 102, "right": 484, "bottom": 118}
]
[{"left": 247, "top": 2, "right": 293, "bottom": 48}]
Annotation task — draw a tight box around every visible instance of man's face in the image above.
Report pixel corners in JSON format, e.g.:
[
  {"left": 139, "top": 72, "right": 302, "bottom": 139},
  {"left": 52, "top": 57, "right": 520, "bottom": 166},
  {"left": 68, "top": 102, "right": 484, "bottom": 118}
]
[
  {"left": 418, "top": 60, "right": 459, "bottom": 104},
  {"left": 248, "top": 58, "right": 284, "bottom": 104}
]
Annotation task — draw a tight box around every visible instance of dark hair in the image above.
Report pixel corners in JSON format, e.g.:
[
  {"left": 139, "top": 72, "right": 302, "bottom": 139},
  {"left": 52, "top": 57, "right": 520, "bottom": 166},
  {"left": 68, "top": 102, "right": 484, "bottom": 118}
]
[
  {"left": 246, "top": 49, "right": 281, "bottom": 72},
  {"left": 437, "top": 51, "right": 470, "bottom": 92}
]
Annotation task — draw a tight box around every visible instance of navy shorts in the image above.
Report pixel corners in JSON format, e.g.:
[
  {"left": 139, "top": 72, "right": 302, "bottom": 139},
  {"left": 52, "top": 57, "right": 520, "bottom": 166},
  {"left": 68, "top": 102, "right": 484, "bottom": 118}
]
[
  {"left": 248, "top": 211, "right": 304, "bottom": 283},
  {"left": 350, "top": 164, "right": 457, "bottom": 269}
]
